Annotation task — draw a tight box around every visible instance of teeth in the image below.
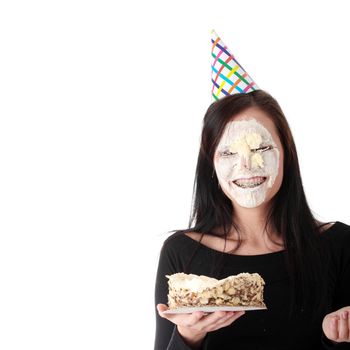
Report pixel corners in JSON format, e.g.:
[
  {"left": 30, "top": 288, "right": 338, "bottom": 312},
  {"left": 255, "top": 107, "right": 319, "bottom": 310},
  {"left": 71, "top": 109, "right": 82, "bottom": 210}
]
[
  {"left": 237, "top": 183, "right": 261, "bottom": 188},
  {"left": 234, "top": 177, "right": 266, "bottom": 188},
  {"left": 237, "top": 183, "right": 262, "bottom": 188}
]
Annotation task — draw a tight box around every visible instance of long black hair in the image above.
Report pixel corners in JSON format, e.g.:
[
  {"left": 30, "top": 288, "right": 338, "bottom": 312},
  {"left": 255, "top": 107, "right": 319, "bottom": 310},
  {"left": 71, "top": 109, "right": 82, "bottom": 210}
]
[{"left": 170, "top": 90, "right": 329, "bottom": 318}]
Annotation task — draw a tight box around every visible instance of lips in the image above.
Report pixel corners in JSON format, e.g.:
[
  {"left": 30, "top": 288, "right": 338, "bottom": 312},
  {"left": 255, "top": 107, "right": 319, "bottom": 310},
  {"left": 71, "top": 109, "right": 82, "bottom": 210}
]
[{"left": 233, "top": 176, "right": 267, "bottom": 189}]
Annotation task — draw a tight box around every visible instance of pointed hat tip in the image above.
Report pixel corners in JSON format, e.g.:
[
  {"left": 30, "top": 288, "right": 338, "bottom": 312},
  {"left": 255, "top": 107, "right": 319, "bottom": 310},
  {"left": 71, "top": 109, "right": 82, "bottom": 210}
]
[{"left": 211, "top": 29, "right": 220, "bottom": 41}]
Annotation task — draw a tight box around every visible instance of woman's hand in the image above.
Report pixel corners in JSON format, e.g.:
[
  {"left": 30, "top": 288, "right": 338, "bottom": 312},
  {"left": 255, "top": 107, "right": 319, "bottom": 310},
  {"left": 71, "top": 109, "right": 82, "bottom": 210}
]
[
  {"left": 157, "top": 303, "right": 245, "bottom": 348},
  {"left": 322, "top": 306, "right": 350, "bottom": 343}
]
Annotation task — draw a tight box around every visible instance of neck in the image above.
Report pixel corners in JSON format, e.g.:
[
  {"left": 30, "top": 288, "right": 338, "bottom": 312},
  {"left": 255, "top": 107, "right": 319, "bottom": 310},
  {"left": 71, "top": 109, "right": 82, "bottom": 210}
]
[{"left": 231, "top": 202, "right": 272, "bottom": 240}]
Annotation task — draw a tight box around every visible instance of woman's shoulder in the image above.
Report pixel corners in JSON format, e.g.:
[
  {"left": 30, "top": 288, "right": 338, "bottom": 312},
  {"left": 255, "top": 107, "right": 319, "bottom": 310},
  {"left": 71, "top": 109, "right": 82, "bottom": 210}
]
[
  {"left": 161, "top": 230, "right": 197, "bottom": 252},
  {"left": 321, "top": 221, "right": 350, "bottom": 233},
  {"left": 158, "top": 230, "right": 203, "bottom": 269},
  {"left": 321, "top": 221, "right": 350, "bottom": 246}
]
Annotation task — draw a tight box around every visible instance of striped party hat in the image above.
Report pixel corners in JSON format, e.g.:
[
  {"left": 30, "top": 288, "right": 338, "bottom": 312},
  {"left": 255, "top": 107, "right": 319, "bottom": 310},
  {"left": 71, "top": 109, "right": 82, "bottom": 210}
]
[{"left": 211, "top": 30, "right": 259, "bottom": 101}]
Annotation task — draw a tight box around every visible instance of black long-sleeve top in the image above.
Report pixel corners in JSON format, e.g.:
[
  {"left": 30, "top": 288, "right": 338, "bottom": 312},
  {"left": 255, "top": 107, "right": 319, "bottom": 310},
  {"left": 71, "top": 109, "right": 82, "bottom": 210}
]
[{"left": 154, "top": 221, "right": 350, "bottom": 350}]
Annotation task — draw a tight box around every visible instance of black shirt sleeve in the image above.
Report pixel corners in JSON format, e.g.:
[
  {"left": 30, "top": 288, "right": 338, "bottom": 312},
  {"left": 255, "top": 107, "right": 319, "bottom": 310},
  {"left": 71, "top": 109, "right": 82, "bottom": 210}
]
[
  {"left": 154, "top": 236, "right": 198, "bottom": 350},
  {"left": 321, "top": 222, "right": 350, "bottom": 349}
]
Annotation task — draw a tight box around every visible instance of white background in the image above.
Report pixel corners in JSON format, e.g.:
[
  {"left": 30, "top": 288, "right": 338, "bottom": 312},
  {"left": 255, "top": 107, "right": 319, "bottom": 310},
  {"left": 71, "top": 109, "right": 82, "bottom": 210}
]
[{"left": 1, "top": 0, "right": 349, "bottom": 349}]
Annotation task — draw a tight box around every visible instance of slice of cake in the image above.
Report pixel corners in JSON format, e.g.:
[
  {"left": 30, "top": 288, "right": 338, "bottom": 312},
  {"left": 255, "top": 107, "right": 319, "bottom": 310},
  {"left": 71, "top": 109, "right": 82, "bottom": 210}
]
[{"left": 166, "top": 272, "right": 266, "bottom": 309}]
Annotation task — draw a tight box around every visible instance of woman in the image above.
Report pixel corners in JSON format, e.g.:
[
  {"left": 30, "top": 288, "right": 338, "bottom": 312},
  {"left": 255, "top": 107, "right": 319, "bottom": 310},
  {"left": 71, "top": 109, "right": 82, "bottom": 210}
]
[{"left": 154, "top": 90, "right": 350, "bottom": 349}]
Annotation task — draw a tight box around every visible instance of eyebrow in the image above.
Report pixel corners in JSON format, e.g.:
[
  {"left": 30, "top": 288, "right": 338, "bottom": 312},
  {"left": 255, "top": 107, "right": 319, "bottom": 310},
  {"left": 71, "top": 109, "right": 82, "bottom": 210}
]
[{"left": 218, "top": 142, "right": 273, "bottom": 151}]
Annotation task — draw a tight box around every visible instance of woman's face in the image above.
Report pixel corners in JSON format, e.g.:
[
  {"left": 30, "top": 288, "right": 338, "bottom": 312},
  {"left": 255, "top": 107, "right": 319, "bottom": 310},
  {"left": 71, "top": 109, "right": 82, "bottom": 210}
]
[{"left": 213, "top": 106, "right": 284, "bottom": 209}]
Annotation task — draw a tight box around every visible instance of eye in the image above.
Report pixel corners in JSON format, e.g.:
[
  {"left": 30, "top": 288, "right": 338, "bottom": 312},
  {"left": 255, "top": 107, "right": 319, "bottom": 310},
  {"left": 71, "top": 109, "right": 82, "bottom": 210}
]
[
  {"left": 220, "top": 151, "right": 237, "bottom": 157},
  {"left": 252, "top": 145, "right": 273, "bottom": 153}
]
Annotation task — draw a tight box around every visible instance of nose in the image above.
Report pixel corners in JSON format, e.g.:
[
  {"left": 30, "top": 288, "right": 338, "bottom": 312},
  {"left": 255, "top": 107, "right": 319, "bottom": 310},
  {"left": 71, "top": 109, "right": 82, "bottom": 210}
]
[{"left": 239, "top": 153, "right": 251, "bottom": 170}]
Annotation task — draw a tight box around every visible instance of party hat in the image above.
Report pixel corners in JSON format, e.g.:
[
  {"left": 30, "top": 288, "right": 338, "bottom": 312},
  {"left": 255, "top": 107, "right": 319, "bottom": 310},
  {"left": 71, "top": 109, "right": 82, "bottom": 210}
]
[{"left": 211, "top": 30, "right": 259, "bottom": 101}]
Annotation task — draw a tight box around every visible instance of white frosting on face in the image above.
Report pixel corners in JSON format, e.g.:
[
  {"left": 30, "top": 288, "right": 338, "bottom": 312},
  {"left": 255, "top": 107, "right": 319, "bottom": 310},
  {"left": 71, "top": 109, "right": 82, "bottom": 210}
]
[{"left": 214, "top": 118, "right": 280, "bottom": 208}]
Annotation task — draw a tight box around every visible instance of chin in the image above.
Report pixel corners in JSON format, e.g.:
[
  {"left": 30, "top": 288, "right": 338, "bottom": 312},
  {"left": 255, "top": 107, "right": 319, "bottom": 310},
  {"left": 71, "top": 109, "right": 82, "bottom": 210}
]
[{"left": 234, "top": 199, "right": 267, "bottom": 209}]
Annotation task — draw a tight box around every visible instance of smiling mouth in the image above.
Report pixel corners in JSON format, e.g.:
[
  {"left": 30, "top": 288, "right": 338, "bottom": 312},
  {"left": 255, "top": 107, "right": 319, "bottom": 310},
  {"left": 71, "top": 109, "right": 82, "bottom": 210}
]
[{"left": 233, "top": 176, "right": 267, "bottom": 189}]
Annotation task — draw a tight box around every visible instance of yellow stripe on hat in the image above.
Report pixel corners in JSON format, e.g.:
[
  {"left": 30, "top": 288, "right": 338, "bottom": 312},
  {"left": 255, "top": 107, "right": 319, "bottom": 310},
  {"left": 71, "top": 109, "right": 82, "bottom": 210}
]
[{"left": 216, "top": 65, "right": 239, "bottom": 96}]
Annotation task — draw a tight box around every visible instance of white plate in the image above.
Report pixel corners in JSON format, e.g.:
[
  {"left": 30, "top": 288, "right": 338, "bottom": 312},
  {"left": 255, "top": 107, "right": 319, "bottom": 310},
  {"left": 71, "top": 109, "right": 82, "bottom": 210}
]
[{"left": 163, "top": 305, "right": 267, "bottom": 314}]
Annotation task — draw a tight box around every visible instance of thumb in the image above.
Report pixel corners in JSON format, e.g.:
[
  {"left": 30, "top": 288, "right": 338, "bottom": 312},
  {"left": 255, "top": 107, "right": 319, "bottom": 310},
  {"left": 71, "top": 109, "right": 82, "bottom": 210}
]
[{"left": 157, "top": 303, "right": 168, "bottom": 314}]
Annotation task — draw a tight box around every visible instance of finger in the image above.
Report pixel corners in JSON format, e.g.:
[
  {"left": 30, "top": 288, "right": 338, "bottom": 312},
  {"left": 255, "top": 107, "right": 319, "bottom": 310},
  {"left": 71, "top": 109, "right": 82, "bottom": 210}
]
[
  {"left": 197, "top": 311, "right": 244, "bottom": 332},
  {"left": 157, "top": 304, "right": 169, "bottom": 316},
  {"left": 186, "top": 311, "right": 206, "bottom": 326},
  {"left": 197, "top": 311, "right": 228, "bottom": 326},
  {"left": 330, "top": 316, "right": 339, "bottom": 341},
  {"left": 230, "top": 311, "right": 245, "bottom": 322},
  {"left": 214, "top": 311, "right": 245, "bottom": 329},
  {"left": 216, "top": 311, "right": 245, "bottom": 323},
  {"left": 211, "top": 311, "right": 245, "bottom": 328},
  {"left": 338, "top": 311, "right": 349, "bottom": 341},
  {"left": 156, "top": 304, "right": 180, "bottom": 322},
  {"left": 186, "top": 310, "right": 228, "bottom": 331},
  {"left": 156, "top": 304, "right": 207, "bottom": 327}
]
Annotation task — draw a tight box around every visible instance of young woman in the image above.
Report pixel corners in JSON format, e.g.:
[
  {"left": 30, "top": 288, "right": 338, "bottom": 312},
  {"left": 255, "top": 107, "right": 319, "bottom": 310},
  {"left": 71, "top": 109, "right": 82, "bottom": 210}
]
[{"left": 154, "top": 90, "right": 350, "bottom": 350}]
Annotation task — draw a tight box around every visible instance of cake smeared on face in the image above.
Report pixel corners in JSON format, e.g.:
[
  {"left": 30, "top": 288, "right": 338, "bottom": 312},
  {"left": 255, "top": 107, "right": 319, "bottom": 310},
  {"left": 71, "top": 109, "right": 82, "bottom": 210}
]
[
  {"left": 214, "top": 118, "right": 280, "bottom": 208},
  {"left": 166, "top": 272, "right": 266, "bottom": 309}
]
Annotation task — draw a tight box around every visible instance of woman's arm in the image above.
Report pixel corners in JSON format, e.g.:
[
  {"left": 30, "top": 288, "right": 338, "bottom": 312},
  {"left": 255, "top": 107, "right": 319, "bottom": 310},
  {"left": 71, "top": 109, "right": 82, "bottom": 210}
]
[
  {"left": 154, "top": 238, "right": 245, "bottom": 350},
  {"left": 322, "top": 224, "right": 350, "bottom": 347},
  {"left": 154, "top": 240, "right": 211, "bottom": 349},
  {"left": 154, "top": 240, "right": 196, "bottom": 350}
]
